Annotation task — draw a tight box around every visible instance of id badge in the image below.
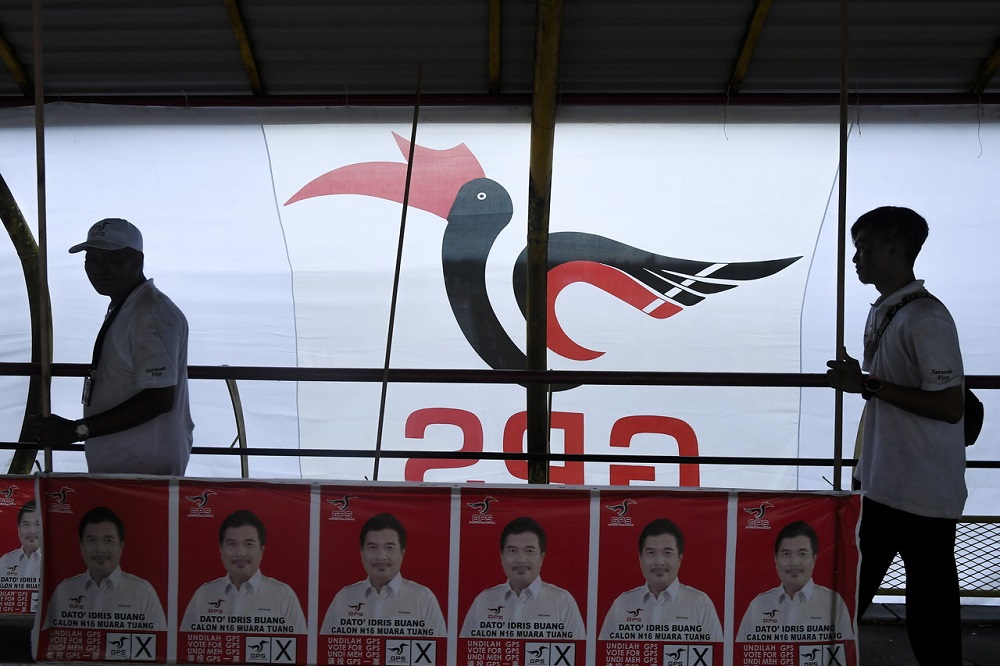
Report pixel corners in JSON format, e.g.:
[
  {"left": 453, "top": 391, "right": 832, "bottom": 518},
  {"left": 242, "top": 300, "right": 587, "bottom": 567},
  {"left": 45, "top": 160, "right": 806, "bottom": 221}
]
[{"left": 82, "top": 375, "right": 93, "bottom": 406}]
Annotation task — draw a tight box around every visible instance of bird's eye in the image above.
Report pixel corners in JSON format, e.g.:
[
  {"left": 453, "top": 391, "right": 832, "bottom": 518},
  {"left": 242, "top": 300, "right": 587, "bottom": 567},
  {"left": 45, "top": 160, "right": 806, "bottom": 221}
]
[{"left": 477, "top": 192, "right": 487, "bottom": 201}]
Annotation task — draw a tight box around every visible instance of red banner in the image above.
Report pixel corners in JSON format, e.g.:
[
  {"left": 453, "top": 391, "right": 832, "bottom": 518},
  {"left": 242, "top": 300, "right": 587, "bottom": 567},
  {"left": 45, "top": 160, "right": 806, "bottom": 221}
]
[{"left": 22, "top": 475, "right": 859, "bottom": 665}]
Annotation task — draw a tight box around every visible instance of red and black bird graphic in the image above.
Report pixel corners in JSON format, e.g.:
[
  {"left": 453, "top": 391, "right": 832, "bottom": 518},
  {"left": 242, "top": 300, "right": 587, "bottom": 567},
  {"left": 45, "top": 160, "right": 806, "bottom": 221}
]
[{"left": 286, "top": 134, "right": 800, "bottom": 389}]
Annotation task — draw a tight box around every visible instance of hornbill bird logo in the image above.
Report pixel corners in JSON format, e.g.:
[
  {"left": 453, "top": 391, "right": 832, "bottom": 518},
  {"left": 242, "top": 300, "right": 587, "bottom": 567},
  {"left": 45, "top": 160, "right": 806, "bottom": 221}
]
[
  {"left": 69, "top": 595, "right": 85, "bottom": 604},
  {"left": 109, "top": 637, "right": 129, "bottom": 649},
  {"left": 606, "top": 498, "right": 636, "bottom": 516},
  {"left": 626, "top": 608, "right": 642, "bottom": 618},
  {"left": 326, "top": 495, "right": 357, "bottom": 511},
  {"left": 185, "top": 489, "right": 216, "bottom": 507},
  {"left": 665, "top": 648, "right": 686, "bottom": 660},
  {"left": 286, "top": 134, "right": 801, "bottom": 390},
  {"left": 0, "top": 485, "right": 17, "bottom": 498},
  {"left": 526, "top": 646, "right": 549, "bottom": 658},
  {"left": 487, "top": 605, "right": 504, "bottom": 615},
  {"left": 743, "top": 501, "right": 774, "bottom": 519},
  {"left": 47, "top": 486, "right": 74, "bottom": 504},
  {"left": 348, "top": 603, "right": 365, "bottom": 612},
  {"left": 208, "top": 599, "right": 225, "bottom": 609},
  {"left": 466, "top": 496, "right": 498, "bottom": 514},
  {"left": 250, "top": 640, "right": 269, "bottom": 653}
]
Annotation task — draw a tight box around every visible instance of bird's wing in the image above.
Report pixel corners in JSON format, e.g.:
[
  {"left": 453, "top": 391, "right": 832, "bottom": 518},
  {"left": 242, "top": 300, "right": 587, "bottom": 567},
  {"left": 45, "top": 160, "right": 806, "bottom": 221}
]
[{"left": 513, "top": 232, "right": 800, "bottom": 361}]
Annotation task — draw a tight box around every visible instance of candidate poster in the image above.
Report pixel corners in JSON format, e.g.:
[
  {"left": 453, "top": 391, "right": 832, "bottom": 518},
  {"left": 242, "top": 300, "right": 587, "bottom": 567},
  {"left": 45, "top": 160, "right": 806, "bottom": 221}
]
[
  {"left": 595, "top": 490, "right": 727, "bottom": 666},
  {"left": 36, "top": 477, "right": 170, "bottom": 663},
  {"left": 457, "top": 486, "right": 591, "bottom": 666},
  {"left": 316, "top": 484, "right": 451, "bottom": 666},
  {"left": 733, "top": 493, "right": 860, "bottom": 666},
  {"left": 0, "top": 476, "right": 40, "bottom": 615},
  {"left": 177, "top": 481, "right": 311, "bottom": 665}
]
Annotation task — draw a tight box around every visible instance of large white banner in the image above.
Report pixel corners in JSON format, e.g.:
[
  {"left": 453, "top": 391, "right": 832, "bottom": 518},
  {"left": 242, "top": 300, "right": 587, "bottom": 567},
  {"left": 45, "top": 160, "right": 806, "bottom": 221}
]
[{"left": 0, "top": 104, "right": 997, "bottom": 509}]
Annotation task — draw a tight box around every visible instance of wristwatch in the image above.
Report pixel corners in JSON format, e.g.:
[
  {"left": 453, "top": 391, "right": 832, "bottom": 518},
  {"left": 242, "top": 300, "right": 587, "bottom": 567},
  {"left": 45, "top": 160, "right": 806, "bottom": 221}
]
[
  {"left": 862, "top": 375, "right": 884, "bottom": 401},
  {"left": 74, "top": 421, "right": 90, "bottom": 441}
]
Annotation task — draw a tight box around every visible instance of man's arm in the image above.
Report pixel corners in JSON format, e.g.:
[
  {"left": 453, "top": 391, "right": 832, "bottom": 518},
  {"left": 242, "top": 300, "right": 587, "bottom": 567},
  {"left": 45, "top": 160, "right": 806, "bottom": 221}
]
[
  {"left": 29, "top": 386, "right": 176, "bottom": 446},
  {"left": 826, "top": 350, "right": 963, "bottom": 423}
]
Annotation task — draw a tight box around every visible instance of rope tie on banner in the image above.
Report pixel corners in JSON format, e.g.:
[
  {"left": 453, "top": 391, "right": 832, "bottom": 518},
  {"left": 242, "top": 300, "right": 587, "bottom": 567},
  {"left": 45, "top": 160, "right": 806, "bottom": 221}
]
[{"left": 373, "top": 65, "right": 422, "bottom": 481}]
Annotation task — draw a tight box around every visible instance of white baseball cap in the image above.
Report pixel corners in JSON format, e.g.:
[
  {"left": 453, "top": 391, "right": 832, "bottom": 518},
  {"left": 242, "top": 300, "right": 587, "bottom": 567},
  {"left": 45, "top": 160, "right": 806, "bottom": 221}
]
[{"left": 69, "top": 218, "right": 143, "bottom": 253}]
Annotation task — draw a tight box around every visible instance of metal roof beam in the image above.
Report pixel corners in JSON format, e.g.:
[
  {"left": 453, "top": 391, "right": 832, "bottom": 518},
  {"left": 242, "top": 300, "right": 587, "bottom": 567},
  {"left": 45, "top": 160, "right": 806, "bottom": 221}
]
[
  {"left": 969, "top": 36, "right": 1000, "bottom": 95},
  {"left": 728, "top": 0, "right": 773, "bottom": 95},
  {"left": 489, "top": 0, "right": 501, "bottom": 94},
  {"left": 222, "top": 0, "right": 263, "bottom": 95},
  {"left": 0, "top": 23, "right": 31, "bottom": 96}
]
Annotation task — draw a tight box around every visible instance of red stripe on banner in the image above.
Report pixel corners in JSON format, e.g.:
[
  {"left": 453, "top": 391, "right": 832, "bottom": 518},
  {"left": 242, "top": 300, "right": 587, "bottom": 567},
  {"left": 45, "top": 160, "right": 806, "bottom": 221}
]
[{"left": 548, "top": 261, "right": 683, "bottom": 361}]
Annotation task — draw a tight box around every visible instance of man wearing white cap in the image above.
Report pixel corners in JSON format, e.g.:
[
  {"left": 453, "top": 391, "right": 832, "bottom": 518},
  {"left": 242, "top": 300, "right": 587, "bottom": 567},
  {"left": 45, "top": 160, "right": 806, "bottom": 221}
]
[{"left": 30, "top": 218, "right": 193, "bottom": 475}]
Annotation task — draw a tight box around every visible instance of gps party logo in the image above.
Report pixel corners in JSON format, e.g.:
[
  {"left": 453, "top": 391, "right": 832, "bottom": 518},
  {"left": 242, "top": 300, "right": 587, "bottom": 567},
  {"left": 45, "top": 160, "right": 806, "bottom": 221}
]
[
  {"left": 605, "top": 498, "right": 637, "bottom": 526},
  {"left": 0, "top": 484, "right": 18, "bottom": 506},
  {"left": 326, "top": 495, "right": 358, "bottom": 521},
  {"left": 46, "top": 486, "right": 75, "bottom": 514},
  {"left": 285, "top": 134, "right": 800, "bottom": 388},
  {"left": 743, "top": 500, "right": 774, "bottom": 530},
  {"left": 185, "top": 489, "right": 217, "bottom": 518},
  {"left": 466, "top": 495, "right": 498, "bottom": 524}
]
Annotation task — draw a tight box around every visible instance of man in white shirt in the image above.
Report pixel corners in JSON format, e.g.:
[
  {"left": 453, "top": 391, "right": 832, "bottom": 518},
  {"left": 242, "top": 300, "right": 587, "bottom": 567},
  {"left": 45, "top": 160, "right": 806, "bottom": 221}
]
[
  {"left": 737, "top": 521, "right": 853, "bottom": 642},
  {"left": 45, "top": 507, "right": 166, "bottom": 631},
  {"left": 599, "top": 518, "right": 722, "bottom": 641},
  {"left": 826, "top": 206, "right": 966, "bottom": 664},
  {"left": 321, "top": 513, "right": 446, "bottom": 636},
  {"left": 460, "top": 516, "right": 585, "bottom": 639},
  {"left": 0, "top": 500, "right": 41, "bottom": 583},
  {"left": 181, "top": 509, "right": 306, "bottom": 634},
  {"left": 29, "top": 218, "right": 193, "bottom": 475}
]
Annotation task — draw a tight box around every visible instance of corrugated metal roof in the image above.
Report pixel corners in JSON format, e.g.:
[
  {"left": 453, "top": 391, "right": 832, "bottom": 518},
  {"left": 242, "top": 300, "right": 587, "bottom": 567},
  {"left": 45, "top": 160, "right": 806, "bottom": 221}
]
[{"left": 0, "top": 0, "right": 998, "bottom": 104}]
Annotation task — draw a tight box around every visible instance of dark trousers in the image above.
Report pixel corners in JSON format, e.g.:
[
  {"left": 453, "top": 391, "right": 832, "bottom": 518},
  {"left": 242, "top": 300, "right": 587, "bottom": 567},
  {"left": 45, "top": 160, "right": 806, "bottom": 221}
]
[{"left": 858, "top": 497, "right": 963, "bottom": 665}]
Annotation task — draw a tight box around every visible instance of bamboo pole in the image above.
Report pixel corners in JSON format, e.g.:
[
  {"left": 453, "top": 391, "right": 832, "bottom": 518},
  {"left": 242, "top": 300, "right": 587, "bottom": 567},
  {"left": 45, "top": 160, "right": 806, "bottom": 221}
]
[{"left": 372, "top": 67, "right": 422, "bottom": 481}]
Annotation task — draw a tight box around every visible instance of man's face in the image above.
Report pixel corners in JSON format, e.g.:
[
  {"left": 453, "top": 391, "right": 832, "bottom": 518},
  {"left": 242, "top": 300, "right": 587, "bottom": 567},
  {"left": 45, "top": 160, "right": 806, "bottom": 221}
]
[
  {"left": 80, "top": 521, "right": 123, "bottom": 582},
  {"left": 501, "top": 531, "right": 544, "bottom": 594},
  {"left": 220, "top": 524, "right": 264, "bottom": 586},
  {"left": 361, "top": 528, "right": 405, "bottom": 590},
  {"left": 17, "top": 510, "right": 40, "bottom": 555},
  {"left": 851, "top": 227, "right": 895, "bottom": 286},
  {"left": 639, "top": 533, "right": 682, "bottom": 594},
  {"left": 84, "top": 248, "right": 141, "bottom": 298},
  {"left": 775, "top": 535, "right": 817, "bottom": 596}
]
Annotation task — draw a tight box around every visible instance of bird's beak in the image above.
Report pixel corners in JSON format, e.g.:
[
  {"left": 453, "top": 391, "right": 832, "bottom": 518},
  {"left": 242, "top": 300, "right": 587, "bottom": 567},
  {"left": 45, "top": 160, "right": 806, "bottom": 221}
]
[{"left": 284, "top": 132, "right": 486, "bottom": 220}]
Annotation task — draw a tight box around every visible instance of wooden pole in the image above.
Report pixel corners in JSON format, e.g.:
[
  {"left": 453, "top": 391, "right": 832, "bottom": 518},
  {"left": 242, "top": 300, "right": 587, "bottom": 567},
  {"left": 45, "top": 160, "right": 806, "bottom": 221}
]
[{"left": 525, "top": 0, "right": 564, "bottom": 484}]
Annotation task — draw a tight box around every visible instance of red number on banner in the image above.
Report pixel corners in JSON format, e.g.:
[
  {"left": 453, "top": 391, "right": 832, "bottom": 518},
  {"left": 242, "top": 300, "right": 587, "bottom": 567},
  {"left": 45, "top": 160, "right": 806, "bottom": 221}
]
[
  {"left": 609, "top": 415, "right": 700, "bottom": 486},
  {"left": 502, "top": 411, "right": 585, "bottom": 485},
  {"left": 404, "top": 408, "right": 484, "bottom": 481}
]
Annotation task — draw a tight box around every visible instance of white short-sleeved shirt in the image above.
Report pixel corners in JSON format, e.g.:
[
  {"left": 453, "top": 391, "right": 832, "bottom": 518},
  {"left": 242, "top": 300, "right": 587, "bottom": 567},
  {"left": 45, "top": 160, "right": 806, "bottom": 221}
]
[
  {"left": 460, "top": 577, "right": 585, "bottom": 638},
  {"left": 599, "top": 579, "right": 722, "bottom": 641},
  {"left": 85, "top": 279, "right": 193, "bottom": 475},
  {"left": 737, "top": 579, "right": 853, "bottom": 641},
  {"left": 321, "top": 573, "right": 446, "bottom": 636},
  {"left": 180, "top": 570, "right": 307, "bottom": 634},
  {"left": 44, "top": 567, "right": 166, "bottom": 630},
  {"left": 858, "top": 281, "right": 967, "bottom": 518},
  {"left": 0, "top": 547, "right": 42, "bottom": 584}
]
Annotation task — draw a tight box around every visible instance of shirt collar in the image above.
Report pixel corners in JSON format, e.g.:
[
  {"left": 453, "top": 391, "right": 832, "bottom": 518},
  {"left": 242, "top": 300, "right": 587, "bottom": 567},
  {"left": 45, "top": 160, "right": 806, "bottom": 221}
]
[
  {"left": 15, "top": 548, "right": 41, "bottom": 562},
  {"left": 872, "top": 279, "right": 925, "bottom": 310},
  {"left": 505, "top": 576, "right": 543, "bottom": 601},
  {"left": 365, "top": 572, "right": 403, "bottom": 597},
  {"left": 645, "top": 577, "right": 681, "bottom": 602},
  {"left": 779, "top": 578, "right": 815, "bottom": 603},
  {"left": 227, "top": 568, "right": 263, "bottom": 594},
  {"left": 87, "top": 565, "right": 123, "bottom": 590}
]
